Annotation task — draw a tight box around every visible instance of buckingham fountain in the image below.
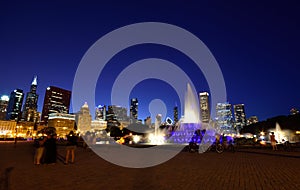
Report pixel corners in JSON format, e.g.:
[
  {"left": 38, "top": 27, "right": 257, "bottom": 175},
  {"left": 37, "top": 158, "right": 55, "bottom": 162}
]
[{"left": 166, "top": 83, "right": 203, "bottom": 145}]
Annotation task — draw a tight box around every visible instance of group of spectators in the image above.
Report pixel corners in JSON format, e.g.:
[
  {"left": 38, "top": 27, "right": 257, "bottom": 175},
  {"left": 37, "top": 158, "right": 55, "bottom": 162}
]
[{"left": 33, "top": 131, "right": 78, "bottom": 165}]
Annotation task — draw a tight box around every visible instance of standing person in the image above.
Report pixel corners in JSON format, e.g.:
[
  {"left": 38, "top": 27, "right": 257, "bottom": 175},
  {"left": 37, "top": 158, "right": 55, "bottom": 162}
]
[
  {"left": 44, "top": 133, "right": 57, "bottom": 164},
  {"left": 65, "top": 131, "right": 78, "bottom": 165},
  {"left": 270, "top": 132, "right": 277, "bottom": 151},
  {"left": 33, "top": 134, "right": 46, "bottom": 165}
]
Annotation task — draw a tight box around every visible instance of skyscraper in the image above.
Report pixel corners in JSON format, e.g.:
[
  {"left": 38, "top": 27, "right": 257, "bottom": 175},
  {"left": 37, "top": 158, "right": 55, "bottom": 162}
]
[
  {"left": 233, "top": 104, "right": 246, "bottom": 131},
  {"left": 76, "top": 102, "right": 92, "bottom": 133},
  {"left": 130, "top": 98, "right": 138, "bottom": 122},
  {"left": 106, "top": 105, "right": 128, "bottom": 127},
  {"left": 0, "top": 95, "right": 9, "bottom": 120},
  {"left": 173, "top": 106, "right": 178, "bottom": 124},
  {"left": 215, "top": 102, "right": 234, "bottom": 133},
  {"left": 107, "top": 105, "right": 128, "bottom": 122},
  {"left": 199, "top": 92, "right": 210, "bottom": 123},
  {"left": 6, "top": 89, "right": 24, "bottom": 121},
  {"left": 95, "top": 105, "right": 106, "bottom": 120},
  {"left": 41, "top": 86, "right": 71, "bottom": 124},
  {"left": 22, "top": 76, "right": 39, "bottom": 122}
]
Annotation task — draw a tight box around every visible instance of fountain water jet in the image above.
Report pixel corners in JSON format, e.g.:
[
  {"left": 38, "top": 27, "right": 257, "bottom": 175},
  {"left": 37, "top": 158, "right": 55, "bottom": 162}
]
[
  {"left": 169, "top": 83, "right": 202, "bottom": 144},
  {"left": 268, "top": 123, "right": 292, "bottom": 143},
  {"left": 182, "top": 83, "right": 200, "bottom": 124}
]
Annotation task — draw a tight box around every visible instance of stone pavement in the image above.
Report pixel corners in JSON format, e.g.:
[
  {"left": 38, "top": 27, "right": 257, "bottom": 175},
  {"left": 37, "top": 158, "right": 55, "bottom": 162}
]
[
  {"left": 1, "top": 142, "right": 300, "bottom": 190},
  {"left": 238, "top": 146, "right": 300, "bottom": 158}
]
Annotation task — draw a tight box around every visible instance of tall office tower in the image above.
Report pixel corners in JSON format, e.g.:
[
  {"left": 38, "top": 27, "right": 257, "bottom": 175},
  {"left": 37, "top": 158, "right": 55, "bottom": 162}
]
[
  {"left": 107, "top": 105, "right": 128, "bottom": 122},
  {"left": 173, "top": 106, "right": 178, "bottom": 124},
  {"left": 106, "top": 105, "right": 118, "bottom": 127},
  {"left": 41, "top": 86, "right": 71, "bottom": 124},
  {"left": 106, "top": 105, "right": 128, "bottom": 127},
  {"left": 130, "top": 98, "right": 138, "bottom": 121},
  {"left": 76, "top": 102, "right": 92, "bottom": 133},
  {"left": 199, "top": 92, "right": 210, "bottom": 123},
  {"left": 215, "top": 102, "right": 234, "bottom": 132},
  {"left": 0, "top": 95, "right": 9, "bottom": 120},
  {"left": 233, "top": 104, "right": 247, "bottom": 131},
  {"left": 95, "top": 105, "right": 106, "bottom": 120},
  {"left": 22, "top": 76, "right": 39, "bottom": 122},
  {"left": 6, "top": 89, "right": 24, "bottom": 121}
]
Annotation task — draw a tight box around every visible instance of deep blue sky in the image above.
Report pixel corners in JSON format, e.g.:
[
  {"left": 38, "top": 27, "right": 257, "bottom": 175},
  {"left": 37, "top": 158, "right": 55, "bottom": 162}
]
[{"left": 0, "top": 1, "right": 299, "bottom": 122}]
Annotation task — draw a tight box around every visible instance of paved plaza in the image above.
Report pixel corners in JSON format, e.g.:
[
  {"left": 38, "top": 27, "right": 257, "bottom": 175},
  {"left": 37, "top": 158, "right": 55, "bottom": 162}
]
[{"left": 1, "top": 142, "right": 300, "bottom": 190}]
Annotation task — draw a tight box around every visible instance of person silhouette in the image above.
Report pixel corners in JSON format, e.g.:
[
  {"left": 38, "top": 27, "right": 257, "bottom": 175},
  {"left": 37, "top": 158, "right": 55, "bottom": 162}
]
[
  {"left": 44, "top": 133, "right": 57, "bottom": 164},
  {"left": 270, "top": 132, "right": 277, "bottom": 151},
  {"left": 65, "top": 131, "right": 78, "bottom": 165}
]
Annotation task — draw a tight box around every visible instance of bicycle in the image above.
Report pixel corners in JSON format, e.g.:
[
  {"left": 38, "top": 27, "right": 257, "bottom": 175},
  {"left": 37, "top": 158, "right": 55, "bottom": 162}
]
[{"left": 207, "top": 142, "right": 224, "bottom": 153}]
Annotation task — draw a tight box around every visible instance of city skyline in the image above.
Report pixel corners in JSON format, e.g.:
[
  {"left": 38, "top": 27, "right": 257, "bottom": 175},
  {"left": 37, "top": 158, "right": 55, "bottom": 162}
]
[
  {"left": 0, "top": 77, "right": 283, "bottom": 127},
  {"left": 0, "top": 1, "right": 299, "bottom": 122}
]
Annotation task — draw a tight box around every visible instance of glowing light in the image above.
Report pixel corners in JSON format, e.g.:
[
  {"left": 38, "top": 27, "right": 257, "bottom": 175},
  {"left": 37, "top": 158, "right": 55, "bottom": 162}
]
[
  {"left": 0, "top": 95, "right": 9, "bottom": 101},
  {"left": 260, "top": 140, "right": 266, "bottom": 145},
  {"left": 148, "top": 134, "right": 165, "bottom": 145},
  {"left": 133, "top": 135, "right": 141, "bottom": 143},
  {"left": 0, "top": 131, "right": 7, "bottom": 135},
  {"left": 116, "top": 137, "right": 125, "bottom": 144}
]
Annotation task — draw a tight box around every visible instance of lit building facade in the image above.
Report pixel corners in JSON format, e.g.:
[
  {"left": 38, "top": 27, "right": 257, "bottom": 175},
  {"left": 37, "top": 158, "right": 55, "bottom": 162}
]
[
  {"left": 107, "top": 105, "right": 128, "bottom": 122},
  {"left": 48, "top": 113, "right": 75, "bottom": 137},
  {"left": 6, "top": 89, "right": 24, "bottom": 121},
  {"left": 199, "top": 92, "right": 210, "bottom": 123},
  {"left": 76, "top": 102, "right": 92, "bottom": 133},
  {"left": 247, "top": 116, "right": 259, "bottom": 125},
  {"left": 22, "top": 76, "right": 39, "bottom": 122},
  {"left": 95, "top": 105, "right": 106, "bottom": 120},
  {"left": 233, "top": 104, "right": 247, "bottom": 131},
  {"left": 91, "top": 120, "right": 107, "bottom": 131},
  {"left": 130, "top": 98, "right": 138, "bottom": 122},
  {"left": 41, "top": 86, "right": 71, "bottom": 124},
  {"left": 0, "top": 120, "right": 16, "bottom": 138},
  {"left": 0, "top": 95, "right": 9, "bottom": 120},
  {"left": 0, "top": 120, "right": 35, "bottom": 139},
  {"left": 15, "top": 121, "right": 35, "bottom": 137},
  {"left": 215, "top": 103, "right": 234, "bottom": 133}
]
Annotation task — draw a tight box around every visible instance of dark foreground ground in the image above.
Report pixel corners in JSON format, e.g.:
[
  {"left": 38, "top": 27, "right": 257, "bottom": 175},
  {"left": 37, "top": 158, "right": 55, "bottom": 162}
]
[{"left": 1, "top": 142, "right": 300, "bottom": 190}]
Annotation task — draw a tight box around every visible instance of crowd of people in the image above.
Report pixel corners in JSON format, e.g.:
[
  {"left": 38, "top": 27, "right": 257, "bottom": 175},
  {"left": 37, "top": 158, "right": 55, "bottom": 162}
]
[{"left": 33, "top": 131, "right": 78, "bottom": 165}]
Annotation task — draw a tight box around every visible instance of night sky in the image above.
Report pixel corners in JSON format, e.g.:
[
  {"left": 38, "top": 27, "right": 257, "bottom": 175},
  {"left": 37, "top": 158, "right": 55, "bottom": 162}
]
[{"left": 0, "top": 1, "right": 299, "bottom": 122}]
